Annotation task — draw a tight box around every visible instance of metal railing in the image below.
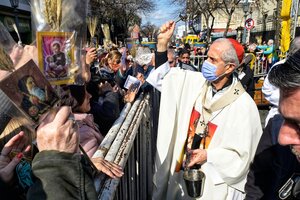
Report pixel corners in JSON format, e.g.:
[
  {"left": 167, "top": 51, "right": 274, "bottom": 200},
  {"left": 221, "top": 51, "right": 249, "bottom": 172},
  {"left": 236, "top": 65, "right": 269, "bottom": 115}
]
[
  {"left": 253, "top": 52, "right": 268, "bottom": 77},
  {"left": 190, "top": 55, "right": 207, "bottom": 71},
  {"left": 93, "top": 89, "right": 160, "bottom": 200},
  {"left": 190, "top": 52, "right": 268, "bottom": 76}
]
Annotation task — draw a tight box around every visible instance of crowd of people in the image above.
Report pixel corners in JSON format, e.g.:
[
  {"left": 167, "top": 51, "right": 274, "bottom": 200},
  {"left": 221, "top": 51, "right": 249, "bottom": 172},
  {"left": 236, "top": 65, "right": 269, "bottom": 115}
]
[
  {"left": 1, "top": 17, "right": 300, "bottom": 200},
  {"left": 0, "top": 29, "right": 156, "bottom": 199}
]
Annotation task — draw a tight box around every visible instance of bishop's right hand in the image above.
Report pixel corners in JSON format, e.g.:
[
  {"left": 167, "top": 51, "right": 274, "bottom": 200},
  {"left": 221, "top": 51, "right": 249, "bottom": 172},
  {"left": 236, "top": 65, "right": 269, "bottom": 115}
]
[{"left": 157, "top": 21, "right": 176, "bottom": 52}]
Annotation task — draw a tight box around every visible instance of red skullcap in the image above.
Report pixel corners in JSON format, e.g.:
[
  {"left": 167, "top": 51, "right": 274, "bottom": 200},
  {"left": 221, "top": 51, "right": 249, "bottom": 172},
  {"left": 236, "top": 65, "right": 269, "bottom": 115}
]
[{"left": 227, "top": 38, "right": 244, "bottom": 64}]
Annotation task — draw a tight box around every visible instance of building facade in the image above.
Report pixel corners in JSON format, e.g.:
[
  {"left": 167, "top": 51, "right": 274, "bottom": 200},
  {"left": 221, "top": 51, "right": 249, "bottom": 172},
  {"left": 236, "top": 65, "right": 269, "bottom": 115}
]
[
  {"left": 184, "top": 0, "right": 300, "bottom": 45},
  {"left": 0, "top": 0, "right": 32, "bottom": 44}
]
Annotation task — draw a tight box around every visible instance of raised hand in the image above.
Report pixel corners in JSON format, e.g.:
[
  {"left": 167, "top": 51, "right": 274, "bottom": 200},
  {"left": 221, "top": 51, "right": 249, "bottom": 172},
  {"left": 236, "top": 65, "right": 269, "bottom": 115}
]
[
  {"left": 36, "top": 106, "right": 79, "bottom": 153},
  {"left": 157, "top": 21, "right": 176, "bottom": 52},
  {"left": 124, "top": 84, "right": 138, "bottom": 103},
  {"left": 85, "top": 47, "right": 98, "bottom": 65},
  {"left": 0, "top": 131, "right": 31, "bottom": 184},
  {"left": 98, "top": 81, "right": 114, "bottom": 95}
]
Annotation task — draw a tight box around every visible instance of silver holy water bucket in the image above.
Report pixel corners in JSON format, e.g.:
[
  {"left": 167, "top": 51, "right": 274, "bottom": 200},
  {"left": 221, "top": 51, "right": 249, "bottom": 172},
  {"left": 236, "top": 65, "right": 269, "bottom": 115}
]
[{"left": 183, "top": 169, "right": 205, "bottom": 198}]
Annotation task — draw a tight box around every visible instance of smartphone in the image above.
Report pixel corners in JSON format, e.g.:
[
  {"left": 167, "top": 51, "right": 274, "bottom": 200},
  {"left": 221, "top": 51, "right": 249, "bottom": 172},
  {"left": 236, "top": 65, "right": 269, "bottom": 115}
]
[{"left": 91, "top": 37, "right": 97, "bottom": 48}]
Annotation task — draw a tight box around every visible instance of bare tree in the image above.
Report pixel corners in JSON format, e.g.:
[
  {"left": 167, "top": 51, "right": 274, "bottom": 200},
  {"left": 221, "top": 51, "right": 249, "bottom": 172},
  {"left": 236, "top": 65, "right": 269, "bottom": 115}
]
[
  {"left": 220, "top": 0, "right": 242, "bottom": 37},
  {"left": 171, "top": 0, "right": 219, "bottom": 43},
  {"left": 113, "top": 0, "right": 154, "bottom": 36},
  {"left": 186, "top": 1, "right": 200, "bottom": 34},
  {"left": 175, "top": 0, "right": 279, "bottom": 43},
  {"left": 141, "top": 22, "right": 157, "bottom": 41},
  {"left": 89, "top": 0, "right": 155, "bottom": 39},
  {"left": 220, "top": 0, "right": 270, "bottom": 38},
  {"left": 193, "top": 0, "right": 220, "bottom": 43}
]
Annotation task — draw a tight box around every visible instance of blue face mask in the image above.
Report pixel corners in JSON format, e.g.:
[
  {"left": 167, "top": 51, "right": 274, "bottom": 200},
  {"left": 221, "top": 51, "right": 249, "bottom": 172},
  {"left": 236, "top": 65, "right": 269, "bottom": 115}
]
[{"left": 201, "top": 60, "right": 219, "bottom": 81}]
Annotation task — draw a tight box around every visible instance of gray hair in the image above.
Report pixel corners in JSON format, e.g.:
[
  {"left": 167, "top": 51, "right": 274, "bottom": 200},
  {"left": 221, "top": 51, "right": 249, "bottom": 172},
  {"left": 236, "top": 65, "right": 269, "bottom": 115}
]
[
  {"left": 269, "top": 49, "right": 300, "bottom": 89},
  {"left": 268, "top": 39, "right": 274, "bottom": 45},
  {"left": 288, "top": 36, "right": 300, "bottom": 56},
  {"left": 213, "top": 38, "right": 239, "bottom": 67},
  {"left": 268, "top": 37, "right": 300, "bottom": 89},
  {"left": 167, "top": 48, "right": 176, "bottom": 59}
]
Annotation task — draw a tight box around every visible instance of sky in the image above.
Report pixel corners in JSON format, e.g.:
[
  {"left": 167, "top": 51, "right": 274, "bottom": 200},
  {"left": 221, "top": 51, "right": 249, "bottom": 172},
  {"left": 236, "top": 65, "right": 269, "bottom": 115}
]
[{"left": 141, "top": 0, "right": 183, "bottom": 28}]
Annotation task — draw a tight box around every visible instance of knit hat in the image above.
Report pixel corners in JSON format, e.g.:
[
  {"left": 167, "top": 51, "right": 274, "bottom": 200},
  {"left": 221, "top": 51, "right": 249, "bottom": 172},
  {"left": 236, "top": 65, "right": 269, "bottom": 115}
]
[{"left": 227, "top": 38, "right": 244, "bottom": 64}]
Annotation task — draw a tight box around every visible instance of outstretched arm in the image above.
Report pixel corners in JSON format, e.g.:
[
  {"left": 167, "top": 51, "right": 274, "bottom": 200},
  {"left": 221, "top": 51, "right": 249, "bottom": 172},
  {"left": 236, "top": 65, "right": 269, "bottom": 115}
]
[
  {"left": 262, "top": 45, "right": 274, "bottom": 55},
  {"left": 147, "top": 21, "right": 176, "bottom": 91},
  {"left": 155, "top": 21, "right": 176, "bottom": 68},
  {"left": 157, "top": 21, "right": 176, "bottom": 52}
]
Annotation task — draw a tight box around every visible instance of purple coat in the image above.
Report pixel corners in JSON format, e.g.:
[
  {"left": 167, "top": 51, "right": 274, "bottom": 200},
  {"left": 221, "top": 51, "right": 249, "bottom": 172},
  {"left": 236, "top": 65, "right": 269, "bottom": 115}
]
[{"left": 75, "top": 113, "right": 104, "bottom": 157}]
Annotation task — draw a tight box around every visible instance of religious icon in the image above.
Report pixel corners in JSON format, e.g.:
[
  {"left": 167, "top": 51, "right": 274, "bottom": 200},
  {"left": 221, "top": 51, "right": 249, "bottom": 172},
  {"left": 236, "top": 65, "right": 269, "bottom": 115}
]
[
  {"left": 46, "top": 41, "right": 68, "bottom": 78},
  {"left": 124, "top": 75, "right": 142, "bottom": 92},
  {"left": 0, "top": 59, "right": 59, "bottom": 124},
  {"left": 37, "top": 31, "right": 76, "bottom": 85}
]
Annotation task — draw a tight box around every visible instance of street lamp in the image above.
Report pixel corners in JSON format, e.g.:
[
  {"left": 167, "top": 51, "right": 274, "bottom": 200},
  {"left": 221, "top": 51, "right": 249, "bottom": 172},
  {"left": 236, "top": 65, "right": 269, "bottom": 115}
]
[
  {"left": 179, "top": 13, "right": 188, "bottom": 37},
  {"left": 242, "top": 0, "right": 250, "bottom": 44},
  {"left": 9, "top": 0, "right": 19, "bottom": 30}
]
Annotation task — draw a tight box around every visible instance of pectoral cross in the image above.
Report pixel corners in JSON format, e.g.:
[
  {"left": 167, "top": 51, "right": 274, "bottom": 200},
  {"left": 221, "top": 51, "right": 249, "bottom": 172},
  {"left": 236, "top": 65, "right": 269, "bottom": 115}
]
[
  {"left": 200, "top": 120, "right": 205, "bottom": 127},
  {"left": 234, "top": 89, "right": 239, "bottom": 95},
  {"left": 199, "top": 124, "right": 208, "bottom": 138}
]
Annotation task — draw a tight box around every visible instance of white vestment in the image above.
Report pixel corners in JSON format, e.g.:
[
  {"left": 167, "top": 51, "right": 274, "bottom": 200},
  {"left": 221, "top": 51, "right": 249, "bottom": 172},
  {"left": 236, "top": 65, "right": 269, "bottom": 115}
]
[
  {"left": 262, "top": 59, "right": 285, "bottom": 126},
  {"left": 149, "top": 63, "right": 262, "bottom": 200}
]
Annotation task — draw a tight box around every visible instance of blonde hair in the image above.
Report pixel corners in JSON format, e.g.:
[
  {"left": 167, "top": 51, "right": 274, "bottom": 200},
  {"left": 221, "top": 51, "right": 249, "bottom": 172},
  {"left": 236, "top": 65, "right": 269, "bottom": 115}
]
[{"left": 103, "top": 50, "right": 121, "bottom": 65}]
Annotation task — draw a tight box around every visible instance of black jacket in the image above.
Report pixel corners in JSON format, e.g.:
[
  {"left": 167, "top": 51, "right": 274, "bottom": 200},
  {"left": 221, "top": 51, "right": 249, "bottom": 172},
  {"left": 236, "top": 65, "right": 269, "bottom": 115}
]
[
  {"left": 90, "top": 91, "right": 120, "bottom": 135},
  {"left": 245, "top": 115, "right": 300, "bottom": 200}
]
